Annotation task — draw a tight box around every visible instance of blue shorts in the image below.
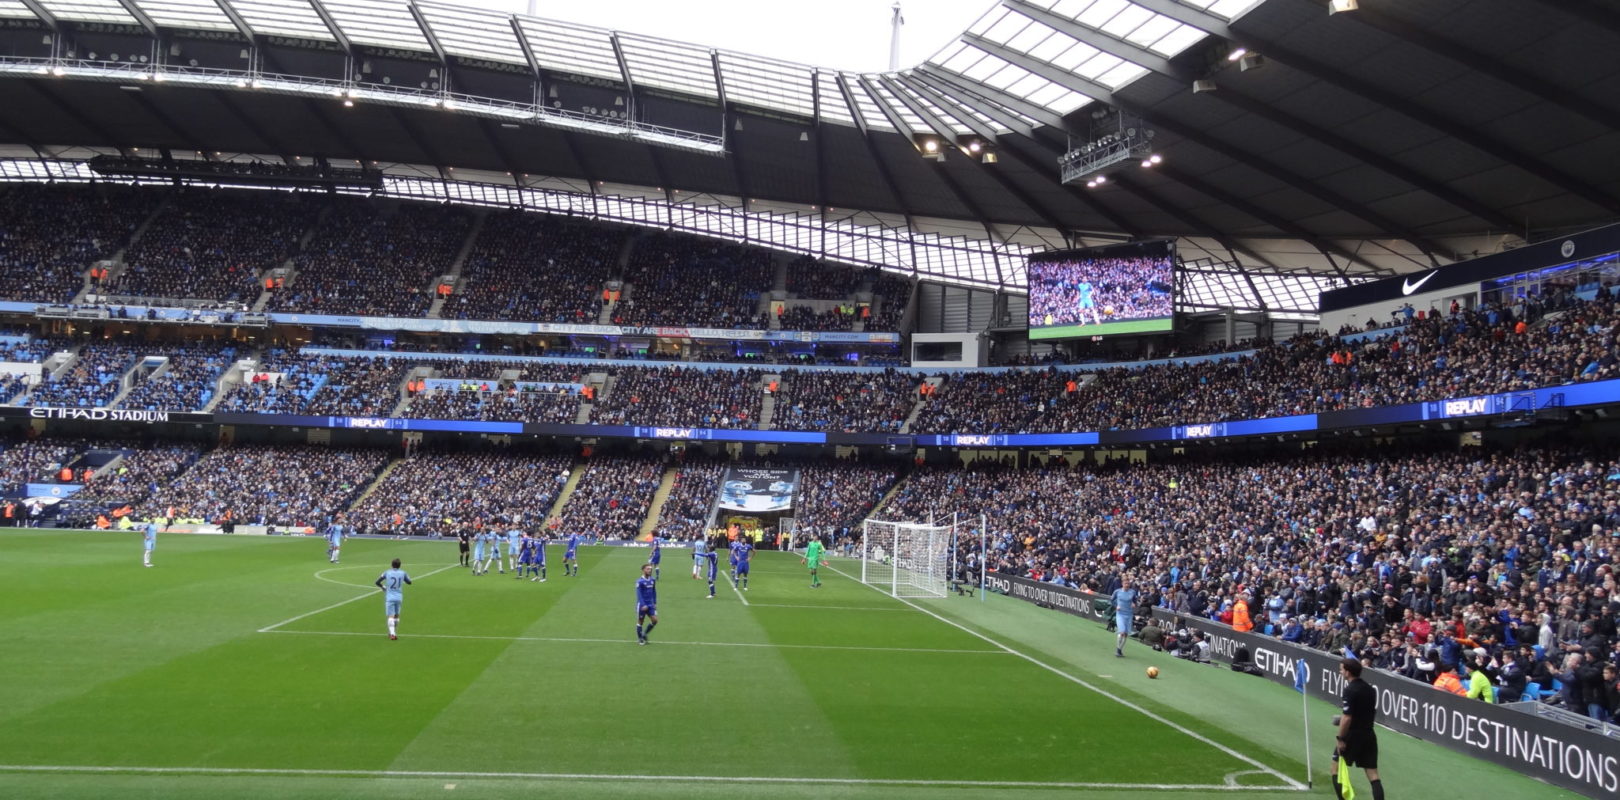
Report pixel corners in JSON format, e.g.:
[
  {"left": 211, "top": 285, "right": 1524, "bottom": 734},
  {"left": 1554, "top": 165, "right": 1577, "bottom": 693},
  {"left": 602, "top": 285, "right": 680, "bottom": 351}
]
[
  {"left": 474, "top": 547, "right": 485, "bottom": 559},
  {"left": 638, "top": 603, "right": 657, "bottom": 617},
  {"left": 144, "top": 540, "right": 155, "bottom": 551},
  {"left": 565, "top": 550, "right": 577, "bottom": 560},
  {"left": 1080, "top": 297, "right": 1095, "bottom": 308},
  {"left": 737, "top": 562, "right": 750, "bottom": 575},
  {"left": 385, "top": 598, "right": 402, "bottom": 616},
  {"left": 508, "top": 543, "right": 520, "bottom": 555},
  {"left": 1115, "top": 612, "right": 1132, "bottom": 632}
]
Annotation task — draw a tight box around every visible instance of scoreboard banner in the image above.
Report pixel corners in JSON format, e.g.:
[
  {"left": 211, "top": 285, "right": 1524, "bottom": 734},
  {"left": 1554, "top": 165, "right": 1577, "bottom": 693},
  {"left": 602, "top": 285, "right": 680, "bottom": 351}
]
[{"left": 716, "top": 468, "right": 800, "bottom": 513}]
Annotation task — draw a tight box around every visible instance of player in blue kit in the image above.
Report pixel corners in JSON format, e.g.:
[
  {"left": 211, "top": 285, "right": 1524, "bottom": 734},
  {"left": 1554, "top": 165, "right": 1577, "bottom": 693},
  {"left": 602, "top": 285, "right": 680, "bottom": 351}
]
[
  {"left": 142, "top": 519, "right": 157, "bottom": 567},
  {"left": 325, "top": 517, "right": 346, "bottom": 564},
  {"left": 375, "top": 558, "right": 412, "bottom": 640},
  {"left": 564, "top": 532, "right": 581, "bottom": 577},
  {"left": 471, "top": 527, "right": 487, "bottom": 575},
  {"left": 702, "top": 546, "right": 719, "bottom": 598},
  {"left": 732, "top": 536, "right": 753, "bottom": 591},
  {"left": 691, "top": 536, "right": 708, "bottom": 579},
  {"left": 648, "top": 537, "right": 662, "bottom": 581},
  {"left": 528, "top": 532, "right": 548, "bottom": 582},
  {"left": 635, "top": 563, "right": 658, "bottom": 645}
]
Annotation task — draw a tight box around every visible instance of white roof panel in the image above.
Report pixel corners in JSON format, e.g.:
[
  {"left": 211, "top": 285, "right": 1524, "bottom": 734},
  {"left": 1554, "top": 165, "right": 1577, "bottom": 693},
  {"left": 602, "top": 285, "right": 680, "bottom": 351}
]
[
  {"left": 36, "top": 0, "right": 136, "bottom": 24},
  {"left": 0, "top": 0, "right": 40, "bottom": 19},
  {"left": 228, "top": 0, "right": 334, "bottom": 40},
  {"left": 320, "top": 0, "right": 430, "bottom": 51},
  {"left": 136, "top": 0, "right": 237, "bottom": 31},
  {"left": 415, "top": 1, "right": 527, "bottom": 66},
  {"left": 814, "top": 70, "right": 855, "bottom": 125},
  {"left": 516, "top": 16, "right": 623, "bottom": 82},
  {"left": 618, "top": 34, "right": 717, "bottom": 99},
  {"left": 719, "top": 51, "right": 814, "bottom": 118}
]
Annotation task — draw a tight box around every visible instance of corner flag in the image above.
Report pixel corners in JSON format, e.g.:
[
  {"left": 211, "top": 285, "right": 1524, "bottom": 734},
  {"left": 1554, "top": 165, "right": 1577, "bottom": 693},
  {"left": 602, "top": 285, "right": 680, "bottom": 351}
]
[{"left": 1294, "top": 658, "right": 1310, "bottom": 693}]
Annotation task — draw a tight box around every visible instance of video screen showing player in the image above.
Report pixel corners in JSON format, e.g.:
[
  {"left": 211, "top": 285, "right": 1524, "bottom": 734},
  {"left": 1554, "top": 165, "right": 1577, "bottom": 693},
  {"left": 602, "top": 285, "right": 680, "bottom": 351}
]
[{"left": 1027, "top": 240, "right": 1175, "bottom": 339}]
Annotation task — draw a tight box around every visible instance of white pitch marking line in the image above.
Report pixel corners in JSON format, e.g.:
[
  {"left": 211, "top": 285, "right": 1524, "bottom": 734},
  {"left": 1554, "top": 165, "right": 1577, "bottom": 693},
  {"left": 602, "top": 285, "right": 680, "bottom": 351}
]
[
  {"left": 313, "top": 566, "right": 382, "bottom": 589},
  {"left": 822, "top": 562, "right": 1308, "bottom": 792},
  {"left": 0, "top": 764, "right": 1305, "bottom": 790},
  {"left": 257, "top": 563, "right": 459, "bottom": 633},
  {"left": 747, "top": 603, "right": 903, "bottom": 612},
  {"left": 260, "top": 628, "right": 1006, "bottom": 656},
  {"left": 726, "top": 571, "right": 750, "bottom": 606}
]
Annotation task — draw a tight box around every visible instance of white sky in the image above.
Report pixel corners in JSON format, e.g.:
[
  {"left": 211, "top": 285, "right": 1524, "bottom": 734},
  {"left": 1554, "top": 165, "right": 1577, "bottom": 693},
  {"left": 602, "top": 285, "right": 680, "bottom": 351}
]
[{"left": 459, "top": 0, "right": 993, "bottom": 73}]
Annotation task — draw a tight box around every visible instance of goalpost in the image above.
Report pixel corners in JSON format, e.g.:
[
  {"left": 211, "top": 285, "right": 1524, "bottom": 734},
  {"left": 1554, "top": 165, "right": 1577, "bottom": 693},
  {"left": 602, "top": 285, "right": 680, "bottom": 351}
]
[{"left": 859, "top": 518, "right": 954, "bottom": 598}]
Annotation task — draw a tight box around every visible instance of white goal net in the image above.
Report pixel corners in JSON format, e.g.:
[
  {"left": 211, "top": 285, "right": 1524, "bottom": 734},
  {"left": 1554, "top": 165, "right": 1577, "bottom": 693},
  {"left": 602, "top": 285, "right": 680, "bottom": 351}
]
[{"left": 859, "top": 519, "right": 953, "bottom": 598}]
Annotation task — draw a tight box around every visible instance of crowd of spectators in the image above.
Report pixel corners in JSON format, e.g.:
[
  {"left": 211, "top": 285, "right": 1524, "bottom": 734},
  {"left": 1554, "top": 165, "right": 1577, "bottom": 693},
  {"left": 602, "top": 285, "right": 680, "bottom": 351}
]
[
  {"left": 552, "top": 456, "right": 662, "bottom": 541},
  {"left": 119, "top": 343, "right": 238, "bottom": 412},
  {"left": 0, "top": 436, "right": 79, "bottom": 488},
  {"left": 867, "top": 272, "right": 911, "bottom": 332},
  {"left": 0, "top": 184, "right": 146, "bottom": 303},
  {"left": 785, "top": 257, "right": 862, "bottom": 299},
  {"left": 136, "top": 444, "right": 388, "bottom": 528},
  {"left": 56, "top": 441, "right": 203, "bottom": 526},
  {"left": 591, "top": 366, "right": 765, "bottom": 428},
  {"left": 214, "top": 350, "right": 409, "bottom": 416},
  {"left": 792, "top": 461, "right": 900, "bottom": 546},
  {"left": 269, "top": 201, "right": 472, "bottom": 318},
  {"left": 401, "top": 386, "right": 581, "bottom": 424},
  {"left": 451, "top": 212, "right": 623, "bottom": 324},
  {"left": 774, "top": 368, "right": 919, "bottom": 432},
  {"left": 25, "top": 342, "right": 148, "bottom": 408},
  {"left": 880, "top": 441, "right": 1620, "bottom": 720},
  {"left": 0, "top": 335, "right": 57, "bottom": 363},
  {"left": 113, "top": 190, "right": 318, "bottom": 302},
  {"left": 652, "top": 460, "right": 724, "bottom": 542},
  {"left": 348, "top": 450, "right": 572, "bottom": 536},
  {"left": 614, "top": 234, "right": 770, "bottom": 329},
  {"left": 776, "top": 305, "right": 858, "bottom": 332}
]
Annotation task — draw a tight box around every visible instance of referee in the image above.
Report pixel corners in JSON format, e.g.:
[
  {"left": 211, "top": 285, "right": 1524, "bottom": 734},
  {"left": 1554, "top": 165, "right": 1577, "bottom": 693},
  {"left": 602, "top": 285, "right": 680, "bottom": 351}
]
[{"left": 1335, "top": 658, "right": 1386, "bottom": 800}]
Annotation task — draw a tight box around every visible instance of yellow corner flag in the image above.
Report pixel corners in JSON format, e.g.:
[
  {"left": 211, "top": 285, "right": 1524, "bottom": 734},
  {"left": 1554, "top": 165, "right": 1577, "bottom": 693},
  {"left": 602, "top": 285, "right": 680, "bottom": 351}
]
[{"left": 1335, "top": 757, "right": 1356, "bottom": 800}]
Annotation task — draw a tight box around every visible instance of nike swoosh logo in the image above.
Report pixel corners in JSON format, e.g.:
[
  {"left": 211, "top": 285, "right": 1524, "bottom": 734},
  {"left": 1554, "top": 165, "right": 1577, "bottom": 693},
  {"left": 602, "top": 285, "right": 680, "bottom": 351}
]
[{"left": 1401, "top": 271, "right": 1438, "bottom": 295}]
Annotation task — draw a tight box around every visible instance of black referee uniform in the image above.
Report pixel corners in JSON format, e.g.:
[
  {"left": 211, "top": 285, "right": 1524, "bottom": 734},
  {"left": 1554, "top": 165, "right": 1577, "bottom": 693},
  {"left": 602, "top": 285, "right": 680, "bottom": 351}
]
[
  {"left": 1336, "top": 658, "right": 1385, "bottom": 800},
  {"left": 457, "top": 530, "right": 472, "bottom": 566}
]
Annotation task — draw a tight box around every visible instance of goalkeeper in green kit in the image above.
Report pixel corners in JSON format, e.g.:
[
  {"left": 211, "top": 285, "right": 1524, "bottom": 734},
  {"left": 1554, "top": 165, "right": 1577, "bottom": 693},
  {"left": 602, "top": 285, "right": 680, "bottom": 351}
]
[{"left": 801, "top": 535, "right": 826, "bottom": 589}]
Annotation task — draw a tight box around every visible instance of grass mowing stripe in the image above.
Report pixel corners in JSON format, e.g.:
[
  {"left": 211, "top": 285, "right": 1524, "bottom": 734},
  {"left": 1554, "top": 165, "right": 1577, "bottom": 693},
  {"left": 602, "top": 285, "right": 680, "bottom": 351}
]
[
  {"left": 261, "top": 628, "right": 1008, "bottom": 654},
  {"left": 747, "top": 603, "right": 904, "bottom": 611},
  {"left": 0, "top": 764, "right": 1307, "bottom": 791},
  {"left": 821, "top": 560, "right": 1307, "bottom": 791},
  {"left": 256, "top": 562, "right": 459, "bottom": 633}
]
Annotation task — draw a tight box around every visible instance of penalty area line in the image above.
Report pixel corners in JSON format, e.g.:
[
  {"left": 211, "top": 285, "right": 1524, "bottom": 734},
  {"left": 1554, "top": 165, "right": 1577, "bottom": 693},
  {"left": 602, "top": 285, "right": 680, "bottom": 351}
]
[
  {"left": 257, "top": 563, "right": 459, "bottom": 633},
  {"left": 0, "top": 764, "right": 1304, "bottom": 790},
  {"left": 821, "top": 562, "right": 1309, "bottom": 792}
]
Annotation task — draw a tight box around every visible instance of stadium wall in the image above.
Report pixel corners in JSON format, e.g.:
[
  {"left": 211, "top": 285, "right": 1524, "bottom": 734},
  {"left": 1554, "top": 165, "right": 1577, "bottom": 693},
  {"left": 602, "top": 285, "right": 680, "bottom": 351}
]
[{"left": 984, "top": 571, "right": 1618, "bottom": 798}]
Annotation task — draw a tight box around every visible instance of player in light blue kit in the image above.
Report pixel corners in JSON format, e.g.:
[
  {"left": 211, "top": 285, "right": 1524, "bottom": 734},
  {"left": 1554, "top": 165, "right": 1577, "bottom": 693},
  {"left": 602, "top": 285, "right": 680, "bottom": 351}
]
[
  {"left": 1077, "top": 280, "right": 1102, "bottom": 326},
  {"left": 635, "top": 563, "right": 658, "bottom": 645},
  {"left": 481, "top": 529, "right": 501, "bottom": 575},
  {"left": 702, "top": 546, "right": 719, "bottom": 598},
  {"left": 1110, "top": 575, "right": 1139, "bottom": 658},
  {"left": 564, "top": 532, "right": 581, "bottom": 577},
  {"left": 374, "top": 558, "right": 412, "bottom": 640},
  {"left": 507, "top": 526, "right": 524, "bottom": 579},
  {"left": 142, "top": 519, "right": 157, "bottom": 567},
  {"left": 648, "top": 537, "right": 663, "bottom": 582},
  {"left": 325, "top": 517, "right": 346, "bottom": 564},
  {"left": 471, "top": 526, "right": 487, "bottom": 575},
  {"left": 691, "top": 536, "right": 708, "bottom": 580},
  {"left": 732, "top": 536, "right": 753, "bottom": 591}
]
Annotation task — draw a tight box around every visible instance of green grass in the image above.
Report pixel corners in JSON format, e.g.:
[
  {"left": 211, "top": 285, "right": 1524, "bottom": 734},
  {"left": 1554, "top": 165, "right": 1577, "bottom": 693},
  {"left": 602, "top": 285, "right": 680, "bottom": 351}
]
[
  {"left": 1029, "top": 317, "right": 1174, "bottom": 339},
  {"left": 0, "top": 530, "right": 1582, "bottom": 799}
]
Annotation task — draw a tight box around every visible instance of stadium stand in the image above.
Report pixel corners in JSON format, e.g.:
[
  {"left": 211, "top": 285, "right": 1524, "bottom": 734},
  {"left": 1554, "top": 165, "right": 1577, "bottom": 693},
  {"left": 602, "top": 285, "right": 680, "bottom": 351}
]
[
  {"left": 268, "top": 201, "right": 472, "bottom": 318},
  {"left": 135, "top": 444, "right": 388, "bottom": 528},
  {"left": 0, "top": 184, "right": 147, "bottom": 304},
  {"left": 773, "top": 368, "right": 919, "bottom": 432},
  {"left": 792, "top": 461, "right": 901, "bottom": 546},
  {"left": 450, "top": 211, "right": 624, "bottom": 323},
  {"left": 590, "top": 366, "right": 766, "bottom": 428},
  {"left": 651, "top": 459, "right": 725, "bottom": 542},
  {"left": 25, "top": 342, "right": 147, "bottom": 408},
  {"left": 113, "top": 190, "right": 318, "bottom": 302},
  {"left": 117, "top": 343, "right": 238, "bottom": 412},
  {"left": 214, "top": 350, "right": 410, "bottom": 416},
  {"left": 54, "top": 441, "right": 204, "bottom": 527},
  {"left": 613, "top": 233, "right": 771, "bottom": 329},
  {"left": 347, "top": 450, "right": 573, "bottom": 537},
  {"left": 552, "top": 455, "right": 663, "bottom": 541}
]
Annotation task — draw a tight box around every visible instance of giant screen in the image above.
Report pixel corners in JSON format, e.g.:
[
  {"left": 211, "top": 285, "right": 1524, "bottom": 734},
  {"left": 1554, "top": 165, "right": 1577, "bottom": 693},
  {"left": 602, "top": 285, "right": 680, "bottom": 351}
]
[{"left": 1027, "top": 240, "right": 1175, "bottom": 339}]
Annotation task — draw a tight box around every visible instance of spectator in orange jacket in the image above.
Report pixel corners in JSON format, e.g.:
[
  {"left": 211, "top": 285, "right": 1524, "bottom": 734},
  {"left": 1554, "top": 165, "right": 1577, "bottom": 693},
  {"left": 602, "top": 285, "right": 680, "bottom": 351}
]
[{"left": 1233, "top": 593, "right": 1254, "bottom": 633}]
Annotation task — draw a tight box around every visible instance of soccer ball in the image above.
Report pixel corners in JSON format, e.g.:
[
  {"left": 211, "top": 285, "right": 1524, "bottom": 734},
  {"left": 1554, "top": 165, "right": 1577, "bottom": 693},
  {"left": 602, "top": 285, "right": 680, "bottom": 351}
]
[
  {"left": 1103, "top": 305, "right": 1116, "bottom": 316},
  {"left": 1146, "top": 666, "right": 1160, "bottom": 679}
]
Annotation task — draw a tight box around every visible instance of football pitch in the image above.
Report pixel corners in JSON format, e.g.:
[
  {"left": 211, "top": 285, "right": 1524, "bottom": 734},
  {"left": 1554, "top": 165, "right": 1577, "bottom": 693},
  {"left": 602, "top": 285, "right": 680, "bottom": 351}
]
[{"left": 0, "top": 531, "right": 1581, "bottom": 800}]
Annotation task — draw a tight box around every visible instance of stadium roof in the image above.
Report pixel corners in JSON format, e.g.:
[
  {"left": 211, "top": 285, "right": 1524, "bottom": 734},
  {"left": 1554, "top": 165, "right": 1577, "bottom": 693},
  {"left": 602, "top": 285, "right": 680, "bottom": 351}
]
[{"left": 0, "top": 0, "right": 1617, "bottom": 283}]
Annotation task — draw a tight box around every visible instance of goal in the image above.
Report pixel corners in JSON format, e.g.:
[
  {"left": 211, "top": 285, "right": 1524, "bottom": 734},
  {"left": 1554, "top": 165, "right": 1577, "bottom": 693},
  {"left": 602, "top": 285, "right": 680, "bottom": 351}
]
[{"left": 859, "top": 519, "right": 953, "bottom": 598}]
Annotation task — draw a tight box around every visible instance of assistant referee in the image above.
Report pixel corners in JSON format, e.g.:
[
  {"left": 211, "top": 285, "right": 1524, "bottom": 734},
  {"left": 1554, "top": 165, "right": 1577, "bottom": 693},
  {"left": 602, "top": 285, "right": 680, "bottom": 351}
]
[{"left": 1335, "top": 658, "right": 1386, "bottom": 800}]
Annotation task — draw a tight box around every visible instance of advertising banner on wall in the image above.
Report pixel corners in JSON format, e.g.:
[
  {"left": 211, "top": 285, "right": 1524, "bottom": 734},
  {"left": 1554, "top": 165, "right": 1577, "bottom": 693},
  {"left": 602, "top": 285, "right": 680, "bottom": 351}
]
[{"left": 716, "top": 468, "right": 800, "bottom": 513}]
